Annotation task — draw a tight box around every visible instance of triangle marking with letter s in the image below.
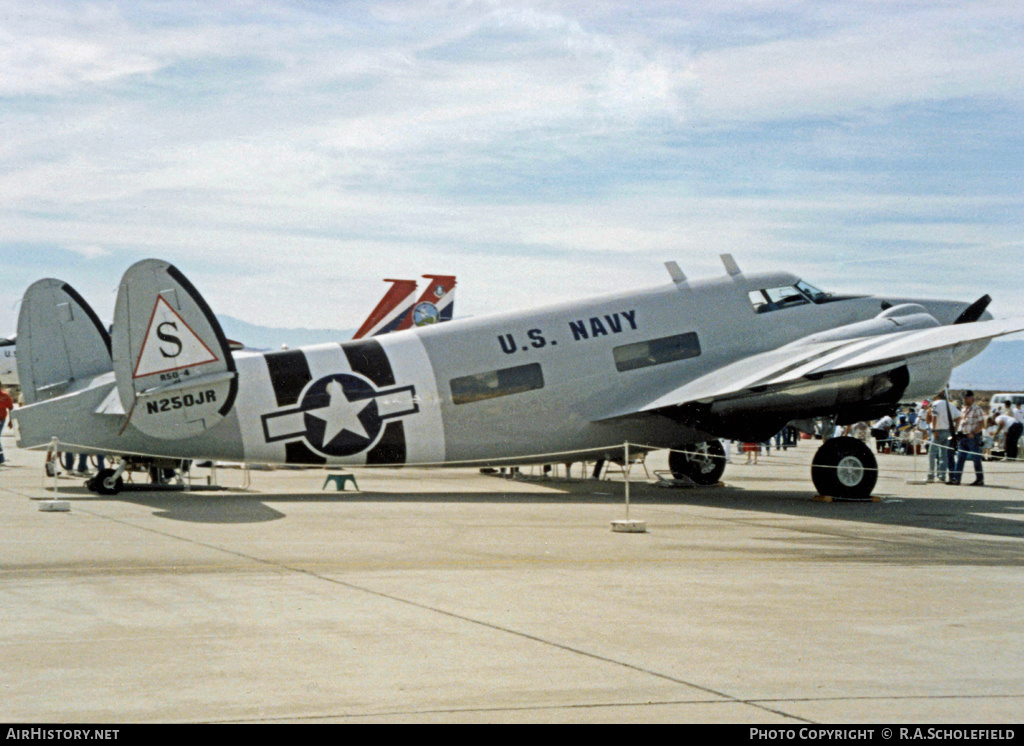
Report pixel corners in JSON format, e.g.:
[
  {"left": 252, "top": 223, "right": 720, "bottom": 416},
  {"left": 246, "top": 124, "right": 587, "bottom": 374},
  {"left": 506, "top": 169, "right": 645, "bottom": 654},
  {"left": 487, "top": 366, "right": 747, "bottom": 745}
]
[{"left": 133, "top": 295, "right": 220, "bottom": 379}]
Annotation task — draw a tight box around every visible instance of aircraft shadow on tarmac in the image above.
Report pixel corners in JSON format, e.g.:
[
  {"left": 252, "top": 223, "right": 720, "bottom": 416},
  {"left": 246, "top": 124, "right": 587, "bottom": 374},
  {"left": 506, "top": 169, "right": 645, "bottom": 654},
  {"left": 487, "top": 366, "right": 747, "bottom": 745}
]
[
  {"left": 44, "top": 479, "right": 638, "bottom": 525},
  {"left": 42, "top": 474, "right": 1024, "bottom": 553}
]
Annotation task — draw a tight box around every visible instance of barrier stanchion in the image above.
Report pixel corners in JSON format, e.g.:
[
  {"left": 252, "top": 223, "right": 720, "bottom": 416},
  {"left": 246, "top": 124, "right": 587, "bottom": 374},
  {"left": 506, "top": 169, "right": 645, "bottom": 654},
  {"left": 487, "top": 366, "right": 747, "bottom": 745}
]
[
  {"left": 611, "top": 442, "right": 646, "bottom": 533},
  {"left": 40, "top": 437, "right": 70, "bottom": 512}
]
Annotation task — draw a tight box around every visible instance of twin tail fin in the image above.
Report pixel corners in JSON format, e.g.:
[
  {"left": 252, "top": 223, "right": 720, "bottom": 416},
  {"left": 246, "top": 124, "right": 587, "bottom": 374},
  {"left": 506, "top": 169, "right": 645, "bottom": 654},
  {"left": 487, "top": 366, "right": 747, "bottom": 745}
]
[
  {"left": 112, "top": 259, "right": 238, "bottom": 440},
  {"left": 16, "top": 279, "right": 112, "bottom": 404}
]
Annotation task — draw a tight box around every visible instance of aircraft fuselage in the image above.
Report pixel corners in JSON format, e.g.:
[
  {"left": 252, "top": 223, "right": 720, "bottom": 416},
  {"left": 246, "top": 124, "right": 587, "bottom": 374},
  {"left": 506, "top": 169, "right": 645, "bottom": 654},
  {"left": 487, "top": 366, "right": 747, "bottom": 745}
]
[{"left": 13, "top": 269, "right": 980, "bottom": 467}]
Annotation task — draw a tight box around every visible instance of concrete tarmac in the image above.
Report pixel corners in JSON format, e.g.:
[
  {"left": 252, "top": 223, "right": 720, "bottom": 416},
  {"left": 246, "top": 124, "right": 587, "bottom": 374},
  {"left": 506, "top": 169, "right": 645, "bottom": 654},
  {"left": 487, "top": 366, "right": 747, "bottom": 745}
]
[{"left": 2, "top": 433, "right": 1024, "bottom": 723}]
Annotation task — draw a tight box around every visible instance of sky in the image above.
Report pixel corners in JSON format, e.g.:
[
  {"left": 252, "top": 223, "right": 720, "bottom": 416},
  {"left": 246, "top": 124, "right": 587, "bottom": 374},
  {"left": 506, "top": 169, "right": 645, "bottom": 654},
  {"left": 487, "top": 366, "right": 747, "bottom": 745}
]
[{"left": 1, "top": 0, "right": 1022, "bottom": 334}]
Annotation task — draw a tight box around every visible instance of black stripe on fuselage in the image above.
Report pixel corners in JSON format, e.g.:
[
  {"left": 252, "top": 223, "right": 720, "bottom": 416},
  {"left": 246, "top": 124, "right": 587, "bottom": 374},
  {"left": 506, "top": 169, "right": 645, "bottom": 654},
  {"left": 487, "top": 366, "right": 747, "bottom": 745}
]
[
  {"left": 366, "top": 421, "right": 406, "bottom": 465},
  {"left": 342, "top": 339, "right": 395, "bottom": 387},
  {"left": 285, "top": 440, "right": 326, "bottom": 466},
  {"left": 264, "top": 349, "right": 312, "bottom": 407},
  {"left": 343, "top": 339, "right": 406, "bottom": 465}
]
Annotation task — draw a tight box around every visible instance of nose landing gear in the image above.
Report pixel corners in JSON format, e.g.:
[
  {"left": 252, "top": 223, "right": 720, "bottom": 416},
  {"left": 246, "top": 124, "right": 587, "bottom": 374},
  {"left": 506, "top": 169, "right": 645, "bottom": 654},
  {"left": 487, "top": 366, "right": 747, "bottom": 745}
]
[{"left": 669, "top": 440, "right": 727, "bottom": 485}]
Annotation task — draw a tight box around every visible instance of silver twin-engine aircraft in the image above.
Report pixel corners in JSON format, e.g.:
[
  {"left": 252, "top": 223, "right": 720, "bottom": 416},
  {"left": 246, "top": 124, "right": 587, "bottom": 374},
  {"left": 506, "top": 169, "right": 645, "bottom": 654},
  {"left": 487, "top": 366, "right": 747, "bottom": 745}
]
[
  {"left": 0, "top": 336, "right": 16, "bottom": 386},
  {"left": 12, "top": 256, "right": 1024, "bottom": 499}
]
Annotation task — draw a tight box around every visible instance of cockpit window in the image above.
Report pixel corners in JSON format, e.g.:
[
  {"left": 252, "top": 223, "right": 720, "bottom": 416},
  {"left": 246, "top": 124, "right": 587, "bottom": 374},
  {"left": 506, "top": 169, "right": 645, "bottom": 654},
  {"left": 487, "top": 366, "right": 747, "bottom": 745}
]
[
  {"left": 795, "top": 280, "right": 829, "bottom": 303},
  {"left": 749, "top": 286, "right": 809, "bottom": 313},
  {"left": 749, "top": 280, "right": 829, "bottom": 313}
]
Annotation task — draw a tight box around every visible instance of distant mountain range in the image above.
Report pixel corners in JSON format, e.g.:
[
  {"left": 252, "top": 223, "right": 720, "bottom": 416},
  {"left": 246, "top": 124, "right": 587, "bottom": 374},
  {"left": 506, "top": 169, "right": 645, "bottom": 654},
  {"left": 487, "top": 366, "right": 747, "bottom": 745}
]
[
  {"left": 218, "top": 315, "right": 356, "bottom": 351},
  {"left": 218, "top": 314, "right": 1024, "bottom": 392},
  {"left": 949, "top": 339, "right": 1024, "bottom": 392}
]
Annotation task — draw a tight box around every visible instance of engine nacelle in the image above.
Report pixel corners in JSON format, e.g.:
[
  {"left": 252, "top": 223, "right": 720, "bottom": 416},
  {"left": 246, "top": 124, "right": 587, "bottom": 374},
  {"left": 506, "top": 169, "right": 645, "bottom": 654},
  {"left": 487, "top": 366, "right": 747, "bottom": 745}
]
[
  {"left": 794, "top": 304, "right": 941, "bottom": 346},
  {"left": 902, "top": 348, "right": 956, "bottom": 401}
]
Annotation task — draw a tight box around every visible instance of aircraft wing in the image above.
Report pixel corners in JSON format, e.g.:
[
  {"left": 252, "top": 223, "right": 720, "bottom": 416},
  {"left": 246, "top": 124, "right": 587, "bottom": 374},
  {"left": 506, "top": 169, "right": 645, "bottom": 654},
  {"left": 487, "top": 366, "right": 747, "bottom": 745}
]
[{"left": 601, "top": 316, "right": 1024, "bottom": 440}]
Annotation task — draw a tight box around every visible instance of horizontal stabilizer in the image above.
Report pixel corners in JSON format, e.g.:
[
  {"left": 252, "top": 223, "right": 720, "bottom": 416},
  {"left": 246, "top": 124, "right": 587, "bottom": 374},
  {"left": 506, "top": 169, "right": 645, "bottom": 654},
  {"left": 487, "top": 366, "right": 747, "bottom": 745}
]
[
  {"left": 16, "top": 279, "right": 112, "bottom": 404},
  {"left": 113, "top": 259, "right": 238, "bottom": 440}
]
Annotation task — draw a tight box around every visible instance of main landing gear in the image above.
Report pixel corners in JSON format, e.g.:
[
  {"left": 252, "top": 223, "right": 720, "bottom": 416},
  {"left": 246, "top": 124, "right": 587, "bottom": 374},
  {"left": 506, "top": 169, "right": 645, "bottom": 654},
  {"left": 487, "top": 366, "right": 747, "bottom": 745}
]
[
  {"left": 669, "top": 440, "right": 727, "bottom": 485},
  {"left": 84, "top": 458, "right": 191, "bottom": 495},
  {"left": 668, "top": 436, "right": 878, "bottom": 500},
  {"left": 87, "top": 468, "right": 124, "bottom": 496},
  {"left": 811, "top": 436, "right": 878, "bottom": 500}
]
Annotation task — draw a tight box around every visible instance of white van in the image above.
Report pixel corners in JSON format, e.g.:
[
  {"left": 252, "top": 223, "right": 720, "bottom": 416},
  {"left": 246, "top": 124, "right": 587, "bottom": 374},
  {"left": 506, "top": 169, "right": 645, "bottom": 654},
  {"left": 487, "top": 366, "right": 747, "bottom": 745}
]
[{"left": 990, "top": 393, "right": 1024, "bottom": 413}]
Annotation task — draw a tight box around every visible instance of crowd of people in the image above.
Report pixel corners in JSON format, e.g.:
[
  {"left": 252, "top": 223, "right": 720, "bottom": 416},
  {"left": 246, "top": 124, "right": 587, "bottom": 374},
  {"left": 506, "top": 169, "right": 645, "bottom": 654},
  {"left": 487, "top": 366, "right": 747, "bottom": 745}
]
[
  {"left": 725, "top": 390, "right": 1023, "bottom": 488},
  {"left": 850, "top": 390, "right": 1024, "bottom": 486}
]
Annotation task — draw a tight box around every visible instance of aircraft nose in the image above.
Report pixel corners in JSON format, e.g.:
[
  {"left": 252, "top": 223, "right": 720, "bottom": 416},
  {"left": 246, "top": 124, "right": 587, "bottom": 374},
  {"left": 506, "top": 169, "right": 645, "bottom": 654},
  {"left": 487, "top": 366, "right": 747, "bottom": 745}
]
[{"left": 885, "top": 297, "right": 994, "bottom": 326}]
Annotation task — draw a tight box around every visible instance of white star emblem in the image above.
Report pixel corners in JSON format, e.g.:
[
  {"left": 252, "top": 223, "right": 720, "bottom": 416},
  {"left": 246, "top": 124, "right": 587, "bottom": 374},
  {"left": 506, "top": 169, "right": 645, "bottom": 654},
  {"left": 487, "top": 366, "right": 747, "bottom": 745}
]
[{"left": 307, "top": 379, "right": 370, "bottom": 443}]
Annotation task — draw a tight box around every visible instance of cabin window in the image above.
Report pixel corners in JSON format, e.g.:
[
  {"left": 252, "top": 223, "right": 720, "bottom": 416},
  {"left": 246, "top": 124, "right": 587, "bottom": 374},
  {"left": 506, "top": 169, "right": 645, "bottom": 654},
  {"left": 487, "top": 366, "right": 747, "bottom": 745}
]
[
  {"left": 613, "top": 332, "right": 701, "bottom": 372},
  {"left": 450, "top": 363, "right": 545, "bottom": 405}
]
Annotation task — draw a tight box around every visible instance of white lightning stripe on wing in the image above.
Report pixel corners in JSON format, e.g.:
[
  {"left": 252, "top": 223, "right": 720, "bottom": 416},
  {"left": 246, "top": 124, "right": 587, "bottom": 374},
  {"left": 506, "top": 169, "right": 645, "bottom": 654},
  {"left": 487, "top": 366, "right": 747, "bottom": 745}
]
[{"left": 616, "top": 316, "right": 1024, "bottom": 419}]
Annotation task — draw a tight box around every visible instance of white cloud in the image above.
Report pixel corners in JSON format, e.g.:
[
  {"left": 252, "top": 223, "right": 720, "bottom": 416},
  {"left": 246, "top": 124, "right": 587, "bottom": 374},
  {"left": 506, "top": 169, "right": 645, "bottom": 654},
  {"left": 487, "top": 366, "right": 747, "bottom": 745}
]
[
  {"left": 687, "top": 4, "right": 1024, "bottom": 122},
  {"left": 65, "top": 244, "right": 111, "bottom": 260}
]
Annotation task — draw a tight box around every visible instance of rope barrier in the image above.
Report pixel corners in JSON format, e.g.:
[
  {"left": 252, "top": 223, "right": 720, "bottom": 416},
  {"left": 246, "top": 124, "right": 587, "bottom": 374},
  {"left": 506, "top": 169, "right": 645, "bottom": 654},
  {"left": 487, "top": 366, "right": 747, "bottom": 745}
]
[
  {"left": 21, "top": 435, "right": 1024, "bottom": 484},
  {"left": 630, "top": 438, "right": 1024, "bottom": 485}
]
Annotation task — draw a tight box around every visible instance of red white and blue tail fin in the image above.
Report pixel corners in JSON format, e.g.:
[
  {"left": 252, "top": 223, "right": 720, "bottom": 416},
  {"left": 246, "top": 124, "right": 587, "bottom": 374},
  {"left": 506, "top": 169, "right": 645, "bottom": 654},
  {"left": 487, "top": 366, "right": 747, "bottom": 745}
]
[
  {"left": 397, "top": 275, "right": 457, "bottom": 330},
  {"left": 352, "top": 278, "right": 419, "bottom": 339}
]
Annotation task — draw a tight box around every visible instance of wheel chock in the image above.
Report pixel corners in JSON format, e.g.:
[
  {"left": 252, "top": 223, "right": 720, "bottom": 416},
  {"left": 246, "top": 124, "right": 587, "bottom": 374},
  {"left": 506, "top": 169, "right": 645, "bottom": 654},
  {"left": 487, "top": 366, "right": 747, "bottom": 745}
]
[{"left": 812, "top": 494, "right": 881, "bottom": 503}]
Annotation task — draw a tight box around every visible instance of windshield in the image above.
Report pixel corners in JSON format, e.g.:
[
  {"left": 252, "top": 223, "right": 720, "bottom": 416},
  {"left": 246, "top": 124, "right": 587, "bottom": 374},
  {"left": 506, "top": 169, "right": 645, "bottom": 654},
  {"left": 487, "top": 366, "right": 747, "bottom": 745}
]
[
  {"left": 795, "top": 280, "right": 830, "bottom": 302},
  {"left": 749, "top": 280, "right": 831, "bottom": 313}
]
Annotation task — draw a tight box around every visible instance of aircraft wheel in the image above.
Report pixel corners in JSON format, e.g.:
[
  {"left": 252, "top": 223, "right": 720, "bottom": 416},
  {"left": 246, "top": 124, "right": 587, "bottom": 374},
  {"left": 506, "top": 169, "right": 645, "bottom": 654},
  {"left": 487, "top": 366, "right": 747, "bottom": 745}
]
[
  {"left": 811, "top": 436, "right": 877, "bottom": 500},
  {"left": 91, "top": 468, "right": 124, "bottom": 496},
  {"left": 669, "top": 440, "right": 726, "bottom": 485}
]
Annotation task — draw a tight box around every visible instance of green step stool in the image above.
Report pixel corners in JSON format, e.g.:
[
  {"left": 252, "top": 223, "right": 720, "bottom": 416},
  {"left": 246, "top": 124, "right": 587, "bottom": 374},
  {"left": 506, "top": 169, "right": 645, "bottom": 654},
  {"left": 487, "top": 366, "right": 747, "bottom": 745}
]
[{"left": 323, "top": 473, "right": 359, "bottom": 491}]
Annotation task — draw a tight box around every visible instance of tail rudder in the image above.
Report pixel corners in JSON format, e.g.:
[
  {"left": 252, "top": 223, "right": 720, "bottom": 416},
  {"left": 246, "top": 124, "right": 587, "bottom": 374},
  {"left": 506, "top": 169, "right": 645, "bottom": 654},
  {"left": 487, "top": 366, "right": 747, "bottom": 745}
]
[
  {"left": 427, "top": 274, "right": 457, "bottom": 323},
  {"left": 352, "top": 278, "right": 419, "bottom": 339},
  {"left": 398, "top": 275, "right": 457, "bottom": 330},
  {"left": 16, "top": 279, "right": 112, "bottom": 404},
  {"left": 112, "top": 259, "right": 237, "bottom": 440}
]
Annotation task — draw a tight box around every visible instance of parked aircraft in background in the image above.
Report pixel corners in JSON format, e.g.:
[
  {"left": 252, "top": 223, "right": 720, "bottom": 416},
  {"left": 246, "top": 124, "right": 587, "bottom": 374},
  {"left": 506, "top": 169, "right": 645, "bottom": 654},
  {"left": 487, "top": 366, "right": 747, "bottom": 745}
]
[
  {"left": 0, "top": 336, "right": 16, "bottom": 386},
  {"left": 398, "top": 275, "right": 457, "bottom": 331},
  {"left": 12, "top": 256, "right": 1021, "bottom": 499},
  {"left": 2, "top": 273, "right": 454, "bottom": 388},
  {"left": 353, "top": 275, "right": 457, "bottom": 339}
]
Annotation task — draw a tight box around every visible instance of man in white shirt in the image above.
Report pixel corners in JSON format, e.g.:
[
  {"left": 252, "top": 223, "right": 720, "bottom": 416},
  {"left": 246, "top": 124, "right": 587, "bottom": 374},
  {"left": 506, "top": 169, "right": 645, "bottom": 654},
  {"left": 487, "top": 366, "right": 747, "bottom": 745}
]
[
  {"left": 926, "top": 391, "right": 959, "bottom": 483},
  {"left": 995, "top": 408, "right": 1024, "bottom": 460},
  {"left": 871, "top": 414, "right": 894, "bottom": 453}
]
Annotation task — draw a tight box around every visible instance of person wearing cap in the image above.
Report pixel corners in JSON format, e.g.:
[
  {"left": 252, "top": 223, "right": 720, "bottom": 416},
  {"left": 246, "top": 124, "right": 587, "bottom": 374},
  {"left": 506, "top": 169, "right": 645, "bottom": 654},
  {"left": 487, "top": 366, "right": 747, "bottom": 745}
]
[{"left": 950, "top": 390, "right": 986, "bottom": 486}]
